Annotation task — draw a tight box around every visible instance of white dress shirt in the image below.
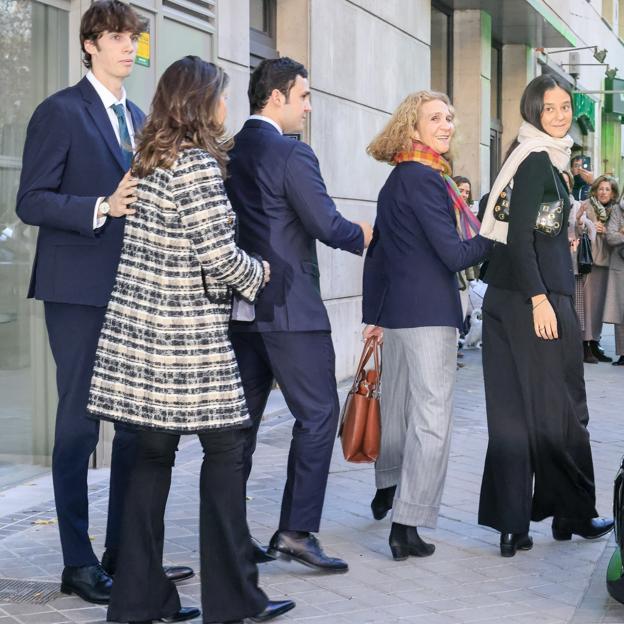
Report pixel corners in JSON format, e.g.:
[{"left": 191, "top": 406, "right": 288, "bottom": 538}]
[
  {"left": 249, "top": 114, "right": 283, "bottom": 135},
  {"left": 86, "top": 71, "right": 136, "bottom": 228}
]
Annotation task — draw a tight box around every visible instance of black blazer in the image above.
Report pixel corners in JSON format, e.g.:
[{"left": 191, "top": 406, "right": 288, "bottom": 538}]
[
  {"left": 225, "top": 119, "right": 364, "bottom": 332},
  {"left": 485, "top": 151, "right": 574, "bottom": 299},
  {"left": 16, "top": 77, "right": 145, "bottom": 306},
  {"left": 362, "top": 162, "right": 492, "bottom": 330}
]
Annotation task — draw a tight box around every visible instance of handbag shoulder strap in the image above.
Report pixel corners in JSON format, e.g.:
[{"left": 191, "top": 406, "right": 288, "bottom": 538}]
[{"left": 549, "top": 164, "right": 562, "bottom": 202}]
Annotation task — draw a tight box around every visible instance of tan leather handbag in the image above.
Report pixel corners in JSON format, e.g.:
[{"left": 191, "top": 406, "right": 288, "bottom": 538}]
[{"left": 338, "top": 337, "right": 382, "bottom": 463}]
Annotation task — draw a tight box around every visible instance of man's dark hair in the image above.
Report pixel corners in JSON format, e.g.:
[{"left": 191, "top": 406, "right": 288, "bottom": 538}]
[
  {"left": 248, "top": 57, "right": 308, "bottom": 114},
  {"left": 571, "top": 155, "right": 583, "bottom": 165},
  {"left": 80, "top": 0, "right": 147, "bottom": 69},
  {"left": 520, "top": 74, "right": 574, "bottom": 133}
]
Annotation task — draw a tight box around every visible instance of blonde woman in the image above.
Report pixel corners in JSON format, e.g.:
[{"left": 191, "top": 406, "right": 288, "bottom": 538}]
[{"left": 362, "top": 91, "right": 491, "bottom": 560}]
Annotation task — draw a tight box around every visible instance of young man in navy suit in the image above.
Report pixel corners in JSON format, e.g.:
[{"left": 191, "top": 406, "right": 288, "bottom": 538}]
[
  {"left": 226, "top": 57, "right": 373, "bottom": 573},
  {"left": 16, "top": 0, "right": 192, "bottom": 604}
]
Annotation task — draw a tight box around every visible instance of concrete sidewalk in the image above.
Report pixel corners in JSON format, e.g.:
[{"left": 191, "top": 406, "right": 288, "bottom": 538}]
[{"left": 1, "top": 332, "right": 624, "bottom": 624}]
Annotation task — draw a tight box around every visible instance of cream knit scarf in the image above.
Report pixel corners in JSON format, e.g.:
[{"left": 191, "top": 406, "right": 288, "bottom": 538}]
[{"left": 480, "top": 121, "right": 573, "bottom": 244}]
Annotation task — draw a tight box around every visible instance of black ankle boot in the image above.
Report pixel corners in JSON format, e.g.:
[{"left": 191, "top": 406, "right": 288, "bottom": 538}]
[
  {"left": 499, "top": 532, "right": 533, "bottom": 557},
  {"left": 388, "top": 523, "right": 435, "bottom": 561},
  {"left": 613, "top": 356, "right": 624, "bottom": 366},
  {"left": 371, "top": 486, "right": 396, "bottom": 520},
  {"left": 590, "top": 340, "right": 612, "bottom": 362},
  {"left": 552, "top": 517, "right": 614, "bottom": 540},
  {"left": 583, "top": 341, "right": 598, "bottom": 364}
]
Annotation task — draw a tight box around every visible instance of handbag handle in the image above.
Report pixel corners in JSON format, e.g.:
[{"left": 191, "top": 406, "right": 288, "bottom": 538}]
[
  {"left": 350, "top": 336, "right": 382, "bottom": 393},
  {"left": 550, "top": 165, "right": 562, "bottom": 202}
]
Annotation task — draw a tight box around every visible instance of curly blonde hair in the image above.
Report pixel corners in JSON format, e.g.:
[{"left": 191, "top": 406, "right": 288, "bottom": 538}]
[{"left": 367, "top": 91, "right": 454, "bottom": 164}]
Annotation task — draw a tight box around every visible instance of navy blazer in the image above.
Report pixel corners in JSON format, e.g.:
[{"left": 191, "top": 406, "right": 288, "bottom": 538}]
[
  {"left": 16, "top": 76, "right": 145, "bottom": 307},
  {"left": 362, "top": 161, "right": 492, "bottom": 330},
  {"left": 225, "top": 119, "right": 364, "bottom": 332}
]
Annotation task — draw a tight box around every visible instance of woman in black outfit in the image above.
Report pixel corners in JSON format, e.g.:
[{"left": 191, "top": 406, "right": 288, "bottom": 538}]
[{"left": 478, "top": 75, "right": 613, "bottom": 557}]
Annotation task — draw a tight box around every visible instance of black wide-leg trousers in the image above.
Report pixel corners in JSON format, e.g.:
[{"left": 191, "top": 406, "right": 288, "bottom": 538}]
[
  {"left": 107, "top": 428, "right": 268, "bottom": 623},
  {"left": 478, "top": 287, "right": 598, "bottom": 534}
]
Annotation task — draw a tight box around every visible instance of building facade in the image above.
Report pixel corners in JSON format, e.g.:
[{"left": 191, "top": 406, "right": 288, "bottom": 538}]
[{"left": 1, "top": 0, "right": 623, "bottom": 481}]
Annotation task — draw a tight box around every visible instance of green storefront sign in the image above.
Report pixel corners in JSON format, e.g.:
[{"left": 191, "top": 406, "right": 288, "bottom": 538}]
[{"left": 573, "top": 92, "right": 596, "bottom": 134}]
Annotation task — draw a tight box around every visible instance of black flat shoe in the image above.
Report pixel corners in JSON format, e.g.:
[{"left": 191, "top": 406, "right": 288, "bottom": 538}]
[
  {"left": 613, "top": 356, "right": 624, "bottom": 366},
  {"left": 499, "top": 532, "right": 533, "bottom": 558},
  {"left": 583, "top": 342, "right": 599, "bottom": 364},
  {"left": 250, "top": 599, "right": 296, "bottom": 622},
  {"left": 267, "top": 531, "right": 348, "bottom": 573},
  {"left": 371, "top": 485, "right": 396, "bottom": 521},
  {"left": 130, "top": 607, "right": 201, "bottom": 624},
  {"left": 101, "top": 550, "right": 194, "bottom": 583},
  {"left": 388, "top": 523, "right": 435, "bottom": 561},
  {"left": 552, "top": 517, "right": 614, "bottom": 540},
  {"left": 60, "top": 564, "right": 112, "bottom": 604},
  {"left": 251, "top": 536, "right": 277, "bottom": 564}
]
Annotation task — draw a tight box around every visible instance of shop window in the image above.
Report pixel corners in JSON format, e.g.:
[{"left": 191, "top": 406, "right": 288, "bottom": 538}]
[
  {"left": 431, "top": 3, "right": 452, "bottom": 97},
  {"left": 250, "top": 0, "right": 277, "bottom": 68},
  {"left": 0, "top": 0, "right": 69, "bottom": 488}
]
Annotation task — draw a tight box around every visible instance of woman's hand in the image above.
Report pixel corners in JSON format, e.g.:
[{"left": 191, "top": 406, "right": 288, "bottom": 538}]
[
  {"left": 596, "top": 222, "right": 606, "bottom": 235},
  {"left": 531, "top": 295, "right": 558, "bottom": 340},
  {"left": 363, "top": 324, "right": 384, "bottom": 345},
  {"left": 262, "top": 261, "right": 271, "bottom": 285}
]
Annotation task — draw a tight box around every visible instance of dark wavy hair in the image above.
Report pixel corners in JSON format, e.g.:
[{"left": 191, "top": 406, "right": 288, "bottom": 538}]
[
  {"left": 133, "top": 57, "right": 232, "bottom": 178},
  {"left": 248, "top": 57, "right": 308, "bottom": 114},
  {"left": 80, "top": 0, "right": 147, "bottom": 69}
]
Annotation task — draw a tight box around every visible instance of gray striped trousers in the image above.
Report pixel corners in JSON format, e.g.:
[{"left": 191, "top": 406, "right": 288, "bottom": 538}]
[{"left": 375, "top": 326, "right": 457, "bottom": 528}]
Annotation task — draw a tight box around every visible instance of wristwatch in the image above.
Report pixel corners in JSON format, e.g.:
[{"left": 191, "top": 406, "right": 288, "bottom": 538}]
[{"left": 99, "top": 197, "right": 111, "bottom": 216}]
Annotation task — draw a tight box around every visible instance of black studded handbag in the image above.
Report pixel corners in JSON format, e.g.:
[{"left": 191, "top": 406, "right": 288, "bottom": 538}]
[
  {"left": 493, "top": 183, "right": 512, "bottom": 222},
  {"left": 534, "top": 166, "right": 564, "bottom": 237}
]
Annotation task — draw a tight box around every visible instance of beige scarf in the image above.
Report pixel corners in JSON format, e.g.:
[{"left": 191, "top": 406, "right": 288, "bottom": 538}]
[{"left": 480, "top": 121, "right": 573, "bottom": 244}]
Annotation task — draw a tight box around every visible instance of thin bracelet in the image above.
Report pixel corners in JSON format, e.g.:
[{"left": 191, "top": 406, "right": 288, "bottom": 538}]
[{"left": 532, "top": 298, "right": 547, "bottom": 311}]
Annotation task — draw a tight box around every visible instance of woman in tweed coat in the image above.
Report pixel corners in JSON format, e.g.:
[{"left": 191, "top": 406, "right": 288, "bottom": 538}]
[{"left": 88, "top": 58, "right": 293, "bottom": 624}]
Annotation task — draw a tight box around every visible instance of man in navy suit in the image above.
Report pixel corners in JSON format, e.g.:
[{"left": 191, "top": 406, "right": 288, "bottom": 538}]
[
  {"left": 226, "top": 57, "right": 372, "bottom": 572},
  {"left": 16, "top": 0, "right": 191, "bottom": 603}
]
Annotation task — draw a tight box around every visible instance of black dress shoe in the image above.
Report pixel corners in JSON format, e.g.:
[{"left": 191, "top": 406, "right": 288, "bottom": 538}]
[
  {"left": 101, "top": 550, "right": 194, "bottom": 583},
  {"left": 251, "top": 536, "right": 277, "bottom": 564},
  {"left": 552, "top": 517, "right": 614, "bottom": 540},
  {"left": 130, "top": 606, "right": 201, "bottom": 624},
  {"left": 60, "top": 564, "right": 112, "bottom": 604},
  {"left": 371, "top": 486, "right": 396, "bottom": 521},
  {"left": 388, "top": 523, "right": 435, "bottom": 561},
  {"left": 267, "top": 531, "right": 348, "bottom": 572},
  {"left": 499, "top": 532, "right": 533, "bottom": 558},
  {"left": 250, "top": 599, "right": 296, "bottom": 622},
  {"left": 613, "top": 356, "right": 624, "bottom": 366},
  {"left": 590, "top": 340, "right": 613, "bottom": 362}
]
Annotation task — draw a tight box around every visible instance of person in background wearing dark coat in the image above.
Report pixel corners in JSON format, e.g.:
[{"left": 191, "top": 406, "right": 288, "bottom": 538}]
[
  {"left": 478, "top": 74, "right": 613, "bottom": 558},
  {"left": 225, "top": 57, "right": 372, "bottom": 573},
  {"left": 571, "top": 155, "right": 594, "bottom": 201},
  {"left": 362, "top": 91, "right": 492, "bottom": 561},
  {"left": 15, "top": 0, "right": 192, "bottom": 604}
]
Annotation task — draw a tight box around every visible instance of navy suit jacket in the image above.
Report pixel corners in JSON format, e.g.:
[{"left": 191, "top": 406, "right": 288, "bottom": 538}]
[
  {"left": 362, "top": 161, "right": 492, "bottom": 330},
  {"left": 225, "top": 119, "right": 364, "bottom": 332},
  {"left": 16, "top": 76, "right": 145, "bottom": 307}
]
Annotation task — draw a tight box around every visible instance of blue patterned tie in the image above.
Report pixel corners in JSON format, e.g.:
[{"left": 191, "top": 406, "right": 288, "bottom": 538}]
[{"left": 111, "top": 103, "right": 133, "bottom": 170}]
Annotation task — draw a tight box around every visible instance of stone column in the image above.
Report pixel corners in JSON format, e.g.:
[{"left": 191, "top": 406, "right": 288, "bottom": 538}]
[
  {"left": 501, "top": 44, "right": 536, "bottom": 159},
  {"left": 452, "top": 10, "right": 491, "bottom": 198}
]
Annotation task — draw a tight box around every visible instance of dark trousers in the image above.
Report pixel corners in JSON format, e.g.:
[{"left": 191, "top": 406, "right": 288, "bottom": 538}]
[
  {"left": 107, "top": 429, "right": 267, "bottom": 624},
  {"left": 231, "top": 331, "right": 340, "bottom": 533},
  {"left": 478, "top": 288, "right": 598, "bottom": 533},
  {"left": 44, "top": 302, "right": 136, "bottom": 567}
]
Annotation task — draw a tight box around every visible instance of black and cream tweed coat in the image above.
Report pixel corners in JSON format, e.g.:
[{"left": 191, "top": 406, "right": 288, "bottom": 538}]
[{"left": 88, "top": 148, "right": 265, "bottom": 432}]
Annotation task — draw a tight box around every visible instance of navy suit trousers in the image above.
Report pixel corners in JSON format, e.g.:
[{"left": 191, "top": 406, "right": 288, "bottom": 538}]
[
  {"left": 44, "top": 302, "right": 137, "bottom": 566},
  {"left": 231, "top": 331, "right": 339, "bottom": 533}
]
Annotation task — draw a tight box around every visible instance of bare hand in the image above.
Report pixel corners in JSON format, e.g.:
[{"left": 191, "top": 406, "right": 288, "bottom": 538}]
[
  {"left": 104, "top": 171, "right": 138, "bottom": 218},
  {"left": 262, "top": 260, "right": 271, "bottom": 285},
  {"left": 362, "top": 324, "right": 383, "bottom": 345},
  {"left": 532, "top": 295, "right": 558, "bottom": 340},
  {"left": 356, "top": 221, "right": 373, "bottom": 248},
  {"left": 579, "top": 168, "right": 594, "bottom": 184},
  {"left": 596, "top": 222, "right": 606, "bottom": 235}
]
